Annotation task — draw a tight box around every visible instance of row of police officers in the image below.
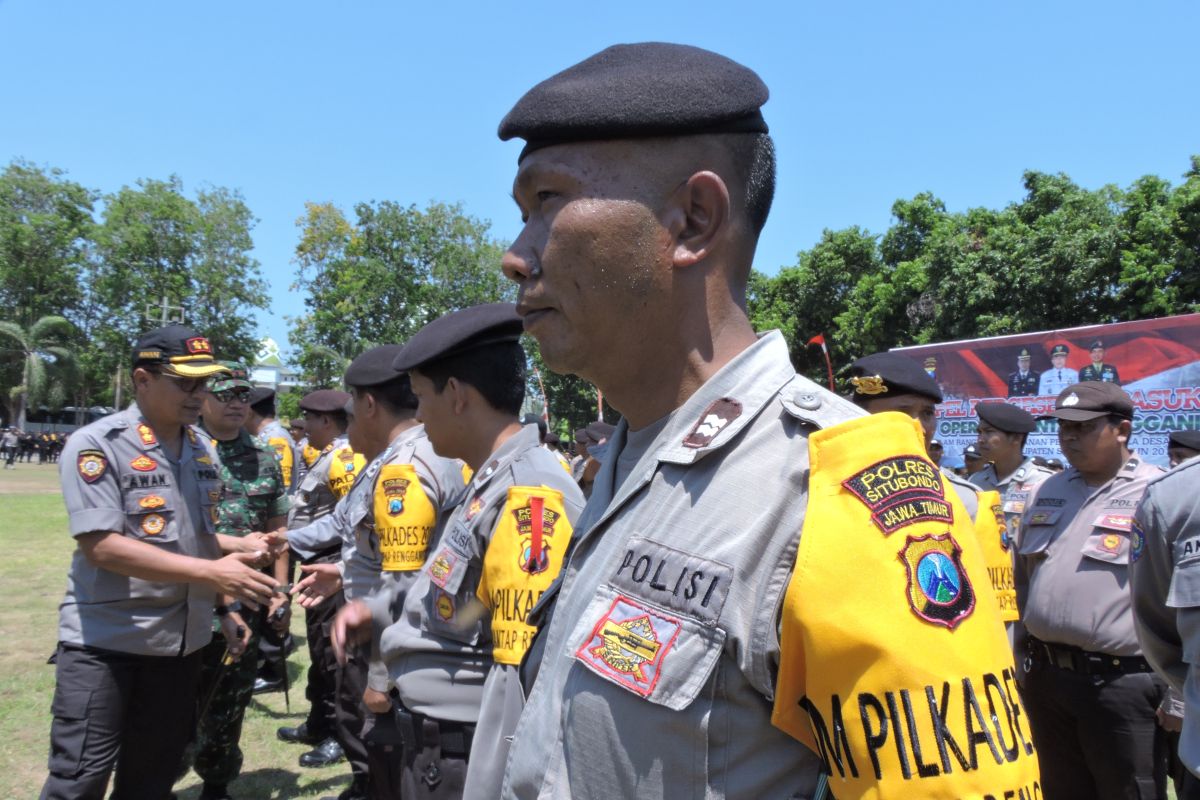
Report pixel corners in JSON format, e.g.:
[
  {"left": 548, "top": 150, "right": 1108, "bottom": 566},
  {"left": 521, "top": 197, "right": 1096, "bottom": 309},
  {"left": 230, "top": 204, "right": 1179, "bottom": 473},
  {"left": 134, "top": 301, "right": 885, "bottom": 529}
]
[{"left": 38, "top": 40, "right": 1200, "bottom": 800}]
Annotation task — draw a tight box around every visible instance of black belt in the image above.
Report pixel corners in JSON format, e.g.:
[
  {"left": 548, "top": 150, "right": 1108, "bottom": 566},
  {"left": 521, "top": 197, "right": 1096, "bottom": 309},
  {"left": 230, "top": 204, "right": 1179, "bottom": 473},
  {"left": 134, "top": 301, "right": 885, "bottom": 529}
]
[
  {"left": 392, "top": 704, "right": 475, "bottom": 758},
  {"left": 1027, "top": 637, "right": 1152, "bottom": 676}
]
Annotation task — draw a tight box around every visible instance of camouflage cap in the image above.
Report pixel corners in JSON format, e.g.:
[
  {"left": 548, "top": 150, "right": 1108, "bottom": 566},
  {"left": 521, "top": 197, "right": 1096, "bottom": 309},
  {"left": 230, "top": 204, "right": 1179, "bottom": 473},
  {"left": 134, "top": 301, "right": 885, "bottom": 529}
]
[{"left": 209, "top": 362, "right": 251, "bottom": 392}]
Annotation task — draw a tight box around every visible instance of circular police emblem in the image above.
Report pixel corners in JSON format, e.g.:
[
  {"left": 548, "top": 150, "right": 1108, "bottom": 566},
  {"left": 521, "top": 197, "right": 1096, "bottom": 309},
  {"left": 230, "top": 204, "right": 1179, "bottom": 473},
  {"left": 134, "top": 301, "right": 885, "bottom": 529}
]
[
  {"left": 518, "top": 538, "right": 550, "bottom": 575},
  {"left": 916, "top": 551, "right": 961, "bottom": 605}
]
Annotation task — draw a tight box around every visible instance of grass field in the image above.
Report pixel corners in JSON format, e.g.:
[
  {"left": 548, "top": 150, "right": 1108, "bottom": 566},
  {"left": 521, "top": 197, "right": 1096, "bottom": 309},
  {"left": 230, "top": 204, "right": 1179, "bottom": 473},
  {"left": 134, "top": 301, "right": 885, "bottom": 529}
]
[{"left": 0, "top": 463, "right": 354, "bottom": 799}]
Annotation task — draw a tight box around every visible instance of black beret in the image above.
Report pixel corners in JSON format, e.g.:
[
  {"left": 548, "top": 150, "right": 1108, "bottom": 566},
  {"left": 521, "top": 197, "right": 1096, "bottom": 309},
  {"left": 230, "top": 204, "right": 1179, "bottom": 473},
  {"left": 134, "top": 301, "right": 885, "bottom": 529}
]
[
  {"left": 300, "top": 389, "right": 352, "bottom": 414},
  {"left": 498, "top": 42, "right": 769, "bottom": 161},
  {"left": 848, "top": 353, "right": 943, "bottom": 404},
  {"left": 976, "top": 402, "right": 1037, "bottom": 434},
  {"left": 247, "top": 386, "right": 275, "bottom": 406},
  {"left": 1047, "top": 382, "right": 1134, "bottom": 421},
  {"left": 1050, "top": 344, "right": 1070, "bottom": 357},
  {"left": 1169, "top": 430, "right": 1200, "bottom": 451},
  {"left": 393, "top": 303, "right": 524, "bottom": 373},
  {"left": 345, "top": 345, "right": 406, "bottom": 388}
]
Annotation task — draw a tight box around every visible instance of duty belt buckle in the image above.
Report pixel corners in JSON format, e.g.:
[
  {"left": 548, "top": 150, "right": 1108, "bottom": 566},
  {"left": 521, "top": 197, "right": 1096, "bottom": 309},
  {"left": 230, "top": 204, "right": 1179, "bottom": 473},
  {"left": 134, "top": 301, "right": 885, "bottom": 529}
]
[{"left": 1082, "top": 652, "right": 1106, "bottom": 673}]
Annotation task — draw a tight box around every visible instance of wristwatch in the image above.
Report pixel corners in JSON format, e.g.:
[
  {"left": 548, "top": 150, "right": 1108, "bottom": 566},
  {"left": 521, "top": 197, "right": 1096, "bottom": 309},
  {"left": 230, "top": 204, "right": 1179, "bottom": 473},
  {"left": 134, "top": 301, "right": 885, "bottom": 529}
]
[{"left": 215, "top": 600, "right": 243, "bottom": 617}]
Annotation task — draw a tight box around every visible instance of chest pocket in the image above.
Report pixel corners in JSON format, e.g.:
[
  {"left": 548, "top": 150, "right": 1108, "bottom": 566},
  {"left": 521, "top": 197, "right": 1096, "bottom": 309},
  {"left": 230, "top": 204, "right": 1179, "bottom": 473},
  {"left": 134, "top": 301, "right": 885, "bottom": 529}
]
[
  {"left": 568, "top": 581, "right": 726, "bottom": 710},
  {"left": 1081, "top": 513, "right": 1133, "bottom": 566},
  {"left": 423, "top": 517, "right": 484, "bottom": 646},
  {"left": 198, "top": 479, "right": 222, "bottom": 535},
  {"left": 1017, "top": 509, "right": 1060, "bottom": 557},
  {"left": 123, "top": 489, "right": 178, "bottom": 543}
]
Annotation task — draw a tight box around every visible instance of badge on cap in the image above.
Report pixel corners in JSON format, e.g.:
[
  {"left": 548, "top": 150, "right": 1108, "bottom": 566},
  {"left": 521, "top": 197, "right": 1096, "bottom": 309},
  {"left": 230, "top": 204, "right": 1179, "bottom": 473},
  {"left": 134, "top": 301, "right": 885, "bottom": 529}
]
[
  {"left": 851, "top": 375, "right": 888, "bottom": 396},
  {"left": 185, "top": 336, "right": 212, "bottom": 354},
  {"left": 77, "top": 450, "right": 108, "bottom": 483},
  {"left": 1062, "top": 393, "right": 1080, "bottom": 407}
]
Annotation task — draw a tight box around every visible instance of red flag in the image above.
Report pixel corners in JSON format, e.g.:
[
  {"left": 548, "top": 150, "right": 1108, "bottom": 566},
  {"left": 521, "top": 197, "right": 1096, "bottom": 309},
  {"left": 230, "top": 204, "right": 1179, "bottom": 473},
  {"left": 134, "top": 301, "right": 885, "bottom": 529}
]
[{"left": 807, "top": 333, "right": 826, "bottom": 347}]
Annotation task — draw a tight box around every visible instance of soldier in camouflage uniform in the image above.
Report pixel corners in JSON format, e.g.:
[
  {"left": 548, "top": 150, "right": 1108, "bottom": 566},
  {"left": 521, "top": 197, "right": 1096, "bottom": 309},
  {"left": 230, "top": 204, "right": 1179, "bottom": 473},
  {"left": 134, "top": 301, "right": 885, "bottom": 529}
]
[{"left": 190, "top": 363, "right": 292, "bottom": 800}]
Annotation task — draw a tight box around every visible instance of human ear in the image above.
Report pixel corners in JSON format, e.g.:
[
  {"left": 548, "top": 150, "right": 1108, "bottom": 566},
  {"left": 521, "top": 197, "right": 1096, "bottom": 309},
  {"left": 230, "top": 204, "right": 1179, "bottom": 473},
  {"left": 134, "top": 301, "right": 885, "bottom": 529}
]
[{"left": 667, "top": 171, "right": 730, "bottom": 269}]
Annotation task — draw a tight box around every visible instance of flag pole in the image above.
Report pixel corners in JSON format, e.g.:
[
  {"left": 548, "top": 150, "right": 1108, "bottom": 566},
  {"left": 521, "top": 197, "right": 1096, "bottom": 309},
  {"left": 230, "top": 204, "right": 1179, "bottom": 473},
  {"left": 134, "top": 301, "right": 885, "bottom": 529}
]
[{"left": 807, "top": 334, "right": 835, "bottom": 392}]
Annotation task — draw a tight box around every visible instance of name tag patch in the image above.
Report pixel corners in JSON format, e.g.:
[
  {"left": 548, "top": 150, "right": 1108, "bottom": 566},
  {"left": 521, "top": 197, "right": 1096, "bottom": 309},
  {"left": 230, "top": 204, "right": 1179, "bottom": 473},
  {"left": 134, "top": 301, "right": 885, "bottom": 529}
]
[
  {"left": 899, "top": 534, "right": 975, "bottom": 630},
  {"left": 611, "top": 537, "right": 732, "bottom": 625},
  {"left": 843, "top": 457, "right": 952, "bottom": 535},
  {"left": 575, "top": 595, "right": 681, "bottom": 698},
  {"left": 1094, "top": 513, "right": 1133, "bottom": 532}
]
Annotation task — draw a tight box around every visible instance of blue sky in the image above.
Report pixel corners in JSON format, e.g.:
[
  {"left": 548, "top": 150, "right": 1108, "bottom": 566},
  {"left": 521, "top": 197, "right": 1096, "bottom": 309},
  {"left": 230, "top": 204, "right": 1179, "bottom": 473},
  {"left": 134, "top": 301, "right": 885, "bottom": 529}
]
[{"left": 3, "top": 1, "right": 1198, "bottom": 356}]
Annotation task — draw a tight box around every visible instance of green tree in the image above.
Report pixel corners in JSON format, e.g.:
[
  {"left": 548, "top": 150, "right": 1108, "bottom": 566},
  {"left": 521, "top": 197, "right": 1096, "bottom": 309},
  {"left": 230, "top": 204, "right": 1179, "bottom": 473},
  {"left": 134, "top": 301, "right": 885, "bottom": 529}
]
[{"left": 0, "top": 315, "right": 77, "bottom": 428}]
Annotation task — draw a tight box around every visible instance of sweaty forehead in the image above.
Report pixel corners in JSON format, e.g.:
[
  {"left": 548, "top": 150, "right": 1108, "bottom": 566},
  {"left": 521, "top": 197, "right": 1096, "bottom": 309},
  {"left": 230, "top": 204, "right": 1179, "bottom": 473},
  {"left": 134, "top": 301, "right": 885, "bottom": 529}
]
[{"left": 514, "top": 138, "right": 703, "bottom": 196}]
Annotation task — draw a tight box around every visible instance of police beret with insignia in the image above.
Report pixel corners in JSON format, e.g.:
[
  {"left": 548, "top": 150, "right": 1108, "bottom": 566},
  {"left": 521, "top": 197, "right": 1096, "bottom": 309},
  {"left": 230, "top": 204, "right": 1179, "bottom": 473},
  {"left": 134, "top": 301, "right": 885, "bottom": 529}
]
[
  {"left": 342, "top": 345, "right": 406, "bottom": 388},
  {"left": 1050, "top": 344, "right": 1070, "bottom": 357},
  {"left": 300, "top": 389, "right": 352, "bottom": 414},
  {"left": 1047, "top": 381, "right": 1134, "bottom": 422},
  {"left": 975, "top": 402, "right": 1037, "bottom": 434},
  {"left": 247, "top": 386, "right": 275, "bottom": 406},
  {"left": 1169, "top": 430, "right": 1200, "bottom": 451},
  {"left": 132, "top": 324, "right": 230, "bottom": 379},
  {"left": 209, "top": 361, "right": 251, "bottom": 392},
  {"left": 498, "top": 42, "right": 769, "bottom": 161},
  {"left": 848, "top": 352, "right": 943, "bottom": 404},
  {"left": 392, "top": 303, "right": 524, "bottom": 373}
]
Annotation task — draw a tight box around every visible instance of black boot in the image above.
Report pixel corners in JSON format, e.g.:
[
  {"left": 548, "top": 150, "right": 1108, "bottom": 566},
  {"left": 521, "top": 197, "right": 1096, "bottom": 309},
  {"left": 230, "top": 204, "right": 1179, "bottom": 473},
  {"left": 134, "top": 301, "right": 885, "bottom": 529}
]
[{"left": 299, "top": 736, "right": 345, "bottom": 768}]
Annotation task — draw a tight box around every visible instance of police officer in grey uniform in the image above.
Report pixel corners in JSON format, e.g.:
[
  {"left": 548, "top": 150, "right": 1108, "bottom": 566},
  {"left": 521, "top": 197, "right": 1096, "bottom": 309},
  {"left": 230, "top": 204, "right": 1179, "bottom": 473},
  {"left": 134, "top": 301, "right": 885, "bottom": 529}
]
[
  {"left": 41, "top": 325, "right": 278, "bottom": 800},
  {"left": 1168, "top": 430, "right": 1200, "bottom": 468},
  {"left": 335, "top": 304, "right": 585, "bottom": 800},
  {"left": 1131, "top": 452, "right": 1200, "bottom": 798},
  {"left": 493, "top": 43, "right": 875, "bottom": 799},
  {"left": 970, "top": 401, "right": 1054, "bottom": 546},
  {"left": 277, "top": 389, "right": 357, "bottom": 768},
  {"left": 1016, "top": 381, "right": 1165, "bottom": 799},
  {"left": 284, "top": 347, "right": 464, "bottom": 800}
]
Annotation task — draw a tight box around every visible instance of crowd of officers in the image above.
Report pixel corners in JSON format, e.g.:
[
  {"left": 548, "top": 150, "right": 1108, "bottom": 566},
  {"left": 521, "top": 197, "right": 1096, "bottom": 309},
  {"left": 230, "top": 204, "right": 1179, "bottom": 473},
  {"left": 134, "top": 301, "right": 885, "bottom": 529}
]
[
  {"left": 35, "top": 41, "right": 1200, "bottom": 800},
  {"left": 1, "top": 427, "right": 67, "bottom": 467}
]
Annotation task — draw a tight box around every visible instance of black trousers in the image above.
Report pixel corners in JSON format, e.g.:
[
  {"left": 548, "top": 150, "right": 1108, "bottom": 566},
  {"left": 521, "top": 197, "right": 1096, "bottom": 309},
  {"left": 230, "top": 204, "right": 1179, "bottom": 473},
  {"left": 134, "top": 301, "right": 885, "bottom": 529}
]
[
  {"left": 40, "top": 642, "right": 202, "bottom": 800},
  {"left": 1024, "top": 663, "right": 1167, "bottom": 800},
  {"left": 391, "top": 711, "right": 470, "bottom": 800},
  {"left": 303, "top": 582, "right": 344, "bottom": 739},
  {"left": 335, "top": 638, "right": 371, "bottom": 791}
]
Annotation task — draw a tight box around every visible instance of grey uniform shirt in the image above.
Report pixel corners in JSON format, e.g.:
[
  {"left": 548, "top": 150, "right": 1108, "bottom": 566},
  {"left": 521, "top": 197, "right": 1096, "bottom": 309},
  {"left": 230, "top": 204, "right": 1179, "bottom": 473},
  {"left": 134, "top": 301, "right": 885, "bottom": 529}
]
[
  {"left": 57, "top": 405, "right": 223, "bottom": 656},
  {"left": 500, "top": 332, "right": 863, "bottom": 800},
  {"left": 1130, "top": 456, "right": 1200, "bottom": 772},
  {"left": 972, "top": 457, "right": 1054, "bottom": 547},
  {"left": 367, "top": 424, "right": 584, "bottom": 800},
  {"left": 287, "top": 434, "right": 355, "bottom": 556},
  {"left": 1016, "top": 453, "right": 1163, "bottom": 655}
]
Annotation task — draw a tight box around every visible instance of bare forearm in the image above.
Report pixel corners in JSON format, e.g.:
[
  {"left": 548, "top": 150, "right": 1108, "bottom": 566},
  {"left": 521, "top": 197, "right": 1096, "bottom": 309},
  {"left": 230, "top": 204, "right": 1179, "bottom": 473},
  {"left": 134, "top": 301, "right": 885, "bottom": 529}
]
[{"left": 79, "top": 531, "right": 211, "bottom": 586}]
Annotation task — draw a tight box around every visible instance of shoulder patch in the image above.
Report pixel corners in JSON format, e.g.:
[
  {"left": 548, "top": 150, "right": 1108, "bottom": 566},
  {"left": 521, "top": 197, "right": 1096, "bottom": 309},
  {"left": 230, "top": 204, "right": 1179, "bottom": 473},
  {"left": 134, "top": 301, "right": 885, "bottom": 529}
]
[
  {"left": 843, "top": 456, "right": 953, "bottom": 535},
  {"left": 682, "top": 397, "right": 742, "bottom": 448},
  {"left": 575, "top": 595, "right": 682, "bottom": 698},
  {"left": 899, "top": 533, "right": 975, "bottom": 629},
  {"left": 77, "top": 449, "right": 108, "bottom": 483}
]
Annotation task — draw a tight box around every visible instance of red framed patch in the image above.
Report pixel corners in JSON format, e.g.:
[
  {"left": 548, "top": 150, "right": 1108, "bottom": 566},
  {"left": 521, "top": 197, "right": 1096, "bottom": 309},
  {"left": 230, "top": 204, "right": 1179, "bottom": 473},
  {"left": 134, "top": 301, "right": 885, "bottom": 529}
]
[
  {"left": 130, "top": 455, "right": 158, "bottom": 472},
  {"left": 77, "top": 450, "right": 108, "bottom": 483},
  {"left": 575, "top": 595, "right": 682, "bottom": 698}
]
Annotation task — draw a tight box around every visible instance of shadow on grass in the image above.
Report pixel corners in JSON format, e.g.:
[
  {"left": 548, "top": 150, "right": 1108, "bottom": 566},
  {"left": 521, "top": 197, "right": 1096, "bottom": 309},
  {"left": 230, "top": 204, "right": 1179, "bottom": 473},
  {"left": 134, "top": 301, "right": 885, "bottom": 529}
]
[{"left": 174, "top": 768, "right": 347, "bottom": 799}]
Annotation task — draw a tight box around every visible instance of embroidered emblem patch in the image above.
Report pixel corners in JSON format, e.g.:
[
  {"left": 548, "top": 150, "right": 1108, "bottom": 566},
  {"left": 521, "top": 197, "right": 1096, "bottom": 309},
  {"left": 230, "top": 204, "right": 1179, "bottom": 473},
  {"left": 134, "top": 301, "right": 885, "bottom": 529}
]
[
  {"left": 1096, "top": 513, "right": 1133, "bottom": 532},
  {"left": 428, "top": 549, "right": 458, "bottom": 589},
  {"left": 991, "top": 502, "right": 1010, "bottom": 551},
  {"left": 130, "top": 455, "right": 158, "bottom": 472},
  {"left": 137, "top": 423, "right": 157, "bottom": 447},
  {"left": 1100, "top": 533, "right": 1123, "bottom": 554},
  {"left": 196, "top": 455, "right": 212, "bottom": 465},
  {"left": 382, "top": 477, "right": 409, "bottom": 516},
  {"left": 682, "top": 397, "right": 742, "bottom": 449},
  {"left": 851, "top": 375, "right": 888, "bottom": 396},
  {"left": 77, "top": 450, "right": 108, "bottom": 483},
  {"left": 138, "top": 494, "right": 166, "bottom": 509},
  {"left": 1130, "top": 521, "right": 1146, "bottom": 563},
  {"left": 898, "top": 534, "right": 975, "bottom": 630},
  {"left": 1029, "top": 512, "right": 1054, "bottom": 525},
  {"left": 141, "top": 513, "right": 166, "bottom": 535},
  {"left": 512, "top": 496, "right": 559, "bottom": 575},
  {"left": 436, "top": 592, "right": 455, "bottom": 621},
  {"left": 575, "top": 595, "right": 682, "bottom": 698},
  {"left": 1062, "top": 393, "right": 1080, "bottom": 407},
  {"left": 843, "top": 456, "right": 953, "bottom": 534},
  {"left": 185, "top": 336, "right": 212, "bottom": 354},
  {"left": 208, "top": 490, "right": 220, "bottom": 502},
  {"left": 465, "top": 495, "right": 484, "bottom": 521}
]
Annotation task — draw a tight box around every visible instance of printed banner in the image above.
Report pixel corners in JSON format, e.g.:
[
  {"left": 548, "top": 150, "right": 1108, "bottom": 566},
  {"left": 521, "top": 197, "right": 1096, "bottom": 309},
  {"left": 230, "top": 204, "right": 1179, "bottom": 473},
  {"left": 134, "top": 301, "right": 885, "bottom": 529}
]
[{"left": 892, "top": 314, "right": 1200, "bottom": 468}]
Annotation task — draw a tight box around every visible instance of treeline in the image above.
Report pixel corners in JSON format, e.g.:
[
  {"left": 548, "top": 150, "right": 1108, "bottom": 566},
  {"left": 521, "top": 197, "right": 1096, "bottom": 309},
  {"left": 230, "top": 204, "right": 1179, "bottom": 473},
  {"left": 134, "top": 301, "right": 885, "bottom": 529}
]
[
  {"left": 4, "top": 155, "right": 1199, "bottom": 434},
  {"left": 0, "top": 160, "right": 269, "bottom": 425},
  {"left": 749, "top": 159, "right": 1200, "bottom": 385}
]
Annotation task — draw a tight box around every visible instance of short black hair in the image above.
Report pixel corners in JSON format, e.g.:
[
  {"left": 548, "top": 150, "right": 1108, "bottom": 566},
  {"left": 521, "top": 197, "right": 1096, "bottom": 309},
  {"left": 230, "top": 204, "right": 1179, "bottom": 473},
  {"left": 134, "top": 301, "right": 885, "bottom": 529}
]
[
  {"left": 249, "top": 396, "right": 275, "bottom": 418},
  {"left": 723, "top": 133, "right": 776, "bottom": 236},
  {"left": 358, "top": 374, "right": 418, "bottom": 416},
  {"left": 417, "top": 341, "right": 526, "bottom": 416}
]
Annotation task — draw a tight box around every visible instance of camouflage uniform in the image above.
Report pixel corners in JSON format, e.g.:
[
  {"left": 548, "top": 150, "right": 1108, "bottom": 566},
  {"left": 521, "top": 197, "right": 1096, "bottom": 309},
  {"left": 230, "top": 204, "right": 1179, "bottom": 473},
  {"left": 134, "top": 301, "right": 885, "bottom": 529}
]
[{"left": 191, "top": 427, "right": 290, "bottom": 786}]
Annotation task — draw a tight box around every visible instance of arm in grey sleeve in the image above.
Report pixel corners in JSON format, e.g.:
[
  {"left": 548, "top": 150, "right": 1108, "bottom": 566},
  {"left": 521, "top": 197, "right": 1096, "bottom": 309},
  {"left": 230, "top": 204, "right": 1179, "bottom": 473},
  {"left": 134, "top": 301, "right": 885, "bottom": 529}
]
[
  {"left": 288, "top": 497, "right": 348, "bottom": 553},
  {"left": 1130, "top": 492, "right": 1188, "bottom": 693},
  {"left": 61, "top": 433, "right": 125, "bottom": 536}
]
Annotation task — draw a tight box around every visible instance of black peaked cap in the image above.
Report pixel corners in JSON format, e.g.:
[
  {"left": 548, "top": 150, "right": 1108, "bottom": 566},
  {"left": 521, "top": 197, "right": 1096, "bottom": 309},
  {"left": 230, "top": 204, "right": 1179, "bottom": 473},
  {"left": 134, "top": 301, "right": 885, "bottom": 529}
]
[
  {"left": 498, "top": 42, "right": 769, "bottom": 160},
  {"left": 301, "top": 389, "right": 352, "bottom": 413},
  {"left": 848, "top": 352, "right": 943, "bottom": 403},
  {"left": 1169, "top": 430, "right": 1200, "bottom": 451},
  {"left": 345, "top": 345, "right": 406, "bottom": 388},
  {"left": 976, "top": 402, "right": 1037, "bottom": 434},
  {"left": 393, "top": 304, "right": 523, "bottom": 373},
  {"left": 1047, "top": 382, "right": 1134, "bottom": 421}
]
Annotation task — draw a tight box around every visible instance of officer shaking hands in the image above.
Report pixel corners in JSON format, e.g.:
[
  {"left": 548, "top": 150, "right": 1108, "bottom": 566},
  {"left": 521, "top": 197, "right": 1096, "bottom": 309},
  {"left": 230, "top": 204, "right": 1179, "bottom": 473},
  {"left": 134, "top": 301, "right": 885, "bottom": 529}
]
[{"left": 42, "top": 325, "right": 278, "bottom": 800}]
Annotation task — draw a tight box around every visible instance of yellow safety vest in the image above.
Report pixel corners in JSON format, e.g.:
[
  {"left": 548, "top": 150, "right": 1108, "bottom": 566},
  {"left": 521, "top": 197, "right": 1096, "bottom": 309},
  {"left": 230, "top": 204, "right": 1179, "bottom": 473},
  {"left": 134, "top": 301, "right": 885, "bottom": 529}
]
[
  {"left": 477, "top": 486, "right": 574, "bottom": 665},
  {"left": 267, "top": 435, "right": 295, "bottom": 488},
  {"left": 772, "top": 412, "right": 1040, "bottom": 799},
  {"left": 373, "top": 463, "right": 437, "bottom": 572}
]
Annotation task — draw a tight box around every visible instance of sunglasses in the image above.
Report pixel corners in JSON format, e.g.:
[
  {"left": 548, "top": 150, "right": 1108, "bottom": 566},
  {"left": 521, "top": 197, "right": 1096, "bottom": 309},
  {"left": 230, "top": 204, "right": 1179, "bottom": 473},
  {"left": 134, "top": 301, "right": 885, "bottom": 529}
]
[
  {"left": 210, "top": 388, "right": 252, "bottom": 404},
  {"left": 151, "top": 371, "right": 211, "bottom": 394}
]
